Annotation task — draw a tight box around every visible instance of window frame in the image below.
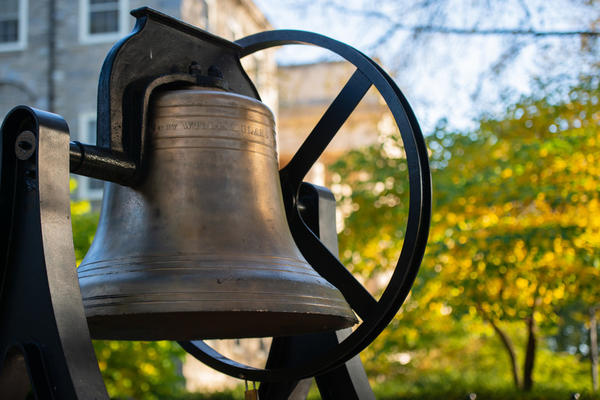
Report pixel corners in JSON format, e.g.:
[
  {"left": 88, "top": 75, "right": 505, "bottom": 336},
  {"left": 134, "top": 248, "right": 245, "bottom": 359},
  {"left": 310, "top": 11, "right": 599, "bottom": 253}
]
[
  {"left": 0, "top": 0, "right": 28, "bottom": 52},
  {"left": 79, "top": 0, "right": 128, "bottom": 44}
]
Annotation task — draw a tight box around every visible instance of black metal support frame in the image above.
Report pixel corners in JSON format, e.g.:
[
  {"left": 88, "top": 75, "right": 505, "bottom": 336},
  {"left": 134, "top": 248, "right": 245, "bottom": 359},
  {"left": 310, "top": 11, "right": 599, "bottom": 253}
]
[
  {"left": 258, "top": 184, "right": 375, "bottom": 399},
  {"left": 181, "top": 29, "right": 431, "bottom": 382},
  {"left": 67, "top": 7, "right": 259, "bottom": 186},
  {"left": 0, "top": 7, "right": 431, "bottom": 398},
  {"left": 0, "top": 107, "right": 108, "bottom": 399}
]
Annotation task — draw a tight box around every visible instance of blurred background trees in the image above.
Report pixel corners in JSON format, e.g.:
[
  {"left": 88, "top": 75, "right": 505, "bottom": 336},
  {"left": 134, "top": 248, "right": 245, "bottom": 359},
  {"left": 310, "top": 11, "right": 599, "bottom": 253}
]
[
  {"left": 71, "top": 73, "right": 599, "bottom": 399},
  {"left": 330, "top": 74, "right": 600, "bottom": 395},
  {"left": 71, "top": 189, "right": 186, "bottom": 400},
  {"left": 63, "top": 1, "right": 600, "bottom": 398},
  {"left": 260, "top": 0, "right": 599, "bottom": 132}
]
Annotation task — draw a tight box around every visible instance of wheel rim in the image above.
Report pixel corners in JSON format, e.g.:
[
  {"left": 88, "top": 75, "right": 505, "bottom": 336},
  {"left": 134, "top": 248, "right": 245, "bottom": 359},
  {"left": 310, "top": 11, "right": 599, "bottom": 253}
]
[{"left": 179, "top": 29, "right": 431, "bottom": 382}]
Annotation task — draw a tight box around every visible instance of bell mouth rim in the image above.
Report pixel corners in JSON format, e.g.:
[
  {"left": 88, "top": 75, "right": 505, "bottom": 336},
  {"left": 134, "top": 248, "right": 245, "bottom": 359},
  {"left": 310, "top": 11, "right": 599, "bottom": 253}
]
[{"left": 86, "top": 310, "right": 357, "bottom": 341}]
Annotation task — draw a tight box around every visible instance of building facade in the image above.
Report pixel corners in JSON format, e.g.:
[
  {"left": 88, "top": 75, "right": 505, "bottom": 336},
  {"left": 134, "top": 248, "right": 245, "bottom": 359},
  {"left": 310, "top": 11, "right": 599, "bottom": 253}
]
[
  {"left": 0, "top": 0, "right": 275, "bottom": 200},
  {"left": 277, "top": 61, "right": 390, "bottom": 184}
]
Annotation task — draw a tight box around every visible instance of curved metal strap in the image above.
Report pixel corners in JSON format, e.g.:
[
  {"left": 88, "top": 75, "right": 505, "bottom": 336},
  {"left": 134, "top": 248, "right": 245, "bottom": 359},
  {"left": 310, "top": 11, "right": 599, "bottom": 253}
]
[
  {"left": 0, "top": 107, "right": 108, "bottom": 399},
  {"left": 180, "top": 30, "right": 431, "bottom": 382}
]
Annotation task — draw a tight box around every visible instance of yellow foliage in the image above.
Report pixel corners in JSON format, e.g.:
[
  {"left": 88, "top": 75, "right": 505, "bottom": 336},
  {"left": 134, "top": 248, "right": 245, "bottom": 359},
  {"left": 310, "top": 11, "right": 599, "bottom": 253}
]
[
  {"left": 140, "top": 362, "right": 158, "bottom": 376},
  {"left": 515, "top": 278, "right": 529, "bottom": 290},
  {"left": 71, "top": 200, "right": 91, "bottom": 215},
  {"left": 553, "top": 286, "right": 565, "bottom": 300}
]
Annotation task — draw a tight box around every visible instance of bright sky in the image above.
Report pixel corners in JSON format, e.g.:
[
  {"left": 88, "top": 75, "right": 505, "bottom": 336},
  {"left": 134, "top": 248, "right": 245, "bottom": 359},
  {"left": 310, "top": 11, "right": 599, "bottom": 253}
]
[{"left": 252, "top": 0, "right": 598, "bottom": 133}]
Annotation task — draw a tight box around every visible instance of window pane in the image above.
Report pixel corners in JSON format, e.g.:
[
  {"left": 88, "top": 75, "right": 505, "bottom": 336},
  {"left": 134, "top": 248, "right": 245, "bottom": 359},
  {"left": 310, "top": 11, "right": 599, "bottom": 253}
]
[
  {"left": 90, "top": 10, "right": 118, "bottom": 34},
  {"left": 0, "top": 20, "right": 18, "bottom": 43},
  {"left": 0, "top": 0, "right": 19, "bottom": 44}
]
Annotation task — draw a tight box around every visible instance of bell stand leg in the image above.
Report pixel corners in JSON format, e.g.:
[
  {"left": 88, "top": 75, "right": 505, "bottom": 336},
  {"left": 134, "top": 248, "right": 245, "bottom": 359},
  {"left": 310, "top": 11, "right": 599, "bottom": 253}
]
[
  {"left": 0, "top": 107, "right": 109, "bottom": 399},
  {"left": 259, "top": 183, "right": 375, "bottom": 400}
]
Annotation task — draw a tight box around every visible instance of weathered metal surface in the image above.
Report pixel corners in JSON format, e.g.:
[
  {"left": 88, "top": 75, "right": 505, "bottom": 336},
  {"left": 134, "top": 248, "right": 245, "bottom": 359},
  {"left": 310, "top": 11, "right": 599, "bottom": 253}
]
[
  {"left": 0, "top": 8, "right": 430, "bottom": 392},
  {"left": 78, "top": 88, "right": 357, "bottom": 340},
  {"left": 0, "top": 107, "right": 108, "bottom": 399},
  {"left": 258, "top": 184, "right": 375, "bottom": 399},
  {"left": 182, "top": 28, "right": 431, "bottom": 383},
  {"left": 67, "top": 7, "right": 259, "bottom": 186}
]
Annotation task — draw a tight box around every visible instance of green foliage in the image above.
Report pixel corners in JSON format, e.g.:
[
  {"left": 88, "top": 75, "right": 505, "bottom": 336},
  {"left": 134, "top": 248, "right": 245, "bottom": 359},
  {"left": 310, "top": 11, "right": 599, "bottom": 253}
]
[
  {"left": 330, "top": 75, "right": 600, "bottom": 392},
  {"left": 425, "top": 76, "right": 600, "bottom": 327},
  {"left": 93, "top": 340, "right": 185, "bottom": 399},
  {"left": 174, "top": 386, "right": 244, "bottom": 399},
  {"left": 370, "top": 386, "right": 600, "bottom": 400},
  {"left": 64, "top": 75, "right": 600, "bottom": 397},
  {"left": 70, "top": 183, "right": 186, "bottom": 399}
]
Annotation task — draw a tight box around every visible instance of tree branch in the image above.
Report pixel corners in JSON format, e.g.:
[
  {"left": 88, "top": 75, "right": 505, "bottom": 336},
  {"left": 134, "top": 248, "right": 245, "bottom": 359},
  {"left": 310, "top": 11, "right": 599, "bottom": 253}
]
[
  {"left": 476, "top": 304, "right": 523, "bottom": 389},
  {"left": 523, "top": 290, "right": 541, "bottom": 391},
  {"left": 523, "top": 313, "right": 537, "bottom": 391},
  {"left": 590, "top": 305, "right": 599, "bottom": 391},
  {"left": 389, "top": 25, "right": 600, "bottom": 37},
  {"left": 319, "top": 1, "right": 600, "bottom": 37}
]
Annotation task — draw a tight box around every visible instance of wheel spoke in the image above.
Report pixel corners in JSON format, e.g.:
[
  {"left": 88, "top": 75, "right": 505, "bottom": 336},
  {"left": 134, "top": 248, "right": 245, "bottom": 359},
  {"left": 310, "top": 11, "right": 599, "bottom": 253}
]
[
  {"left": 288, "top": 210, "right": 377, "bottom": 321},
  {"left": 181, "top": 29, "right": 431, "bottom": 382},
  {"left": 282, "top": 69, "right": 372, "bottom": 184}
]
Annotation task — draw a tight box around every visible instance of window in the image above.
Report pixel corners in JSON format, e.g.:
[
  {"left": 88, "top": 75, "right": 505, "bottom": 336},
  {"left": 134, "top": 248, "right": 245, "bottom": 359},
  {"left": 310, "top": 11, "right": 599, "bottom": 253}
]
[
  {"left": 79, "top": 0, "right": 128, "bottom": 44},
  {"left": 0, "top": 0, "right": 27, "bottom": 52},
  {"left": 76, "top": 113, "right": 104, "bottom": 200}
]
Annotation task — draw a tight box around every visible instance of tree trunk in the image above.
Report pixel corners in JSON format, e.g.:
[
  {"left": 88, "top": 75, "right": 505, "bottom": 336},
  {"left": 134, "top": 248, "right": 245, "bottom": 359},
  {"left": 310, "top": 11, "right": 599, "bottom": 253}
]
[
  {"left": 590, "top": 307, "right": 598, "bottom": 391},
  {"left": 489, "top": 319, "right": 522, "bottom": 389},
  {"left": 523, "top": 315, "right": 537, "bottom": 391}
]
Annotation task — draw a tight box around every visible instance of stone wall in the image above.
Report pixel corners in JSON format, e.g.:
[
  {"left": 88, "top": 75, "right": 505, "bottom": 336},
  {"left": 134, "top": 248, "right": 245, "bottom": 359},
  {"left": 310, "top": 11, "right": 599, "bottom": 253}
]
[{"left": 277, "top": 61, "right": 389, "bottom": 184}]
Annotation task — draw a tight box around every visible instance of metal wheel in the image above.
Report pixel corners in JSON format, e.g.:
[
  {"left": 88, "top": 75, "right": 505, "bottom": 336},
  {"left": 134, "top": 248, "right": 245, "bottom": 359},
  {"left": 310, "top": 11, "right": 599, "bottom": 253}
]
[{"left": 179, "top": 30, "right": 431, "bottom": 382}]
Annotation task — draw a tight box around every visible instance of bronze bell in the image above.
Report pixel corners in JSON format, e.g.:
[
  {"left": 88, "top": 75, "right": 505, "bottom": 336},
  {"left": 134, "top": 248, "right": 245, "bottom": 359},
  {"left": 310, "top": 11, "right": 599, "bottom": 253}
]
[{"left": 77, "top": 88, "right": 357, "bottom": 340}]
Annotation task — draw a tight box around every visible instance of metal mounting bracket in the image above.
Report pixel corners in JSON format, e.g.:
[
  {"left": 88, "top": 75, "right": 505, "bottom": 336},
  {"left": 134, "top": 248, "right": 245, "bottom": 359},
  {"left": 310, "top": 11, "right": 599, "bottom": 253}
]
[{"left": 0, "top": 107, "right": 108, "bottom": 399}]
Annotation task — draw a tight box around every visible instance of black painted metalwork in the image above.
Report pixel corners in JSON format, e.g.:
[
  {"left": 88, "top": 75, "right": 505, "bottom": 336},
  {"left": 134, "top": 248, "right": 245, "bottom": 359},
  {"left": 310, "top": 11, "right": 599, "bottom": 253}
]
[
  {"left": 69, "top": 140, "right": 137, "bottom": 183},
  {"left": 0, "top": 107, "right": 108, "bottom": 399},
  {"left": 0, "top": 8, "right": 431, "bottom": 397},
  {"left": 180, "top": 29, "right": 432, "bottom": 383},
  {"left": 68, "top": 7, "right": 260, "bottom": 186},
  {"left": 258, "top": 183, "right": 376, "bottom": 399}
]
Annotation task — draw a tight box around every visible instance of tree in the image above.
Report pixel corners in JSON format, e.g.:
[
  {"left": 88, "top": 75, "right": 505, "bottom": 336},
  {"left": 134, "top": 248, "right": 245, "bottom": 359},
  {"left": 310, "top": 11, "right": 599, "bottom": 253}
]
[
  {"left": 429, "top": 76, "right": 600, "bottom": 390},
  {"left": 70, "top": 187, "right": 186, "bottom": 399},
  {"left": 331, "top": 75, "right": 600, "bottom": 391},
  {"left": 260, "top": 0, "right": 599, "bottom": 129}
]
